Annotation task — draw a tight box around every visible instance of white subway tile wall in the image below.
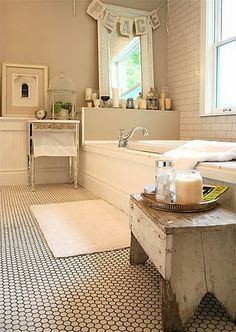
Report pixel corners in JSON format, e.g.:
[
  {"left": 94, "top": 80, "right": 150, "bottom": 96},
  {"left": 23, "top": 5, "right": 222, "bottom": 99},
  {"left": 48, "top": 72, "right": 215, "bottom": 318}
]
[{"left": 167, "top": 0, "right": 236, "bottom": 141}]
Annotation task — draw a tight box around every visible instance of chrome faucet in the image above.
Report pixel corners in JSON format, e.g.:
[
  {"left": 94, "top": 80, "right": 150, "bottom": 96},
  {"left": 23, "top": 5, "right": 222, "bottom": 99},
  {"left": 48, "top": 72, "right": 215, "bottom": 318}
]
[{"left": 118, "top": 126, "right": 149, "bottom": 147}]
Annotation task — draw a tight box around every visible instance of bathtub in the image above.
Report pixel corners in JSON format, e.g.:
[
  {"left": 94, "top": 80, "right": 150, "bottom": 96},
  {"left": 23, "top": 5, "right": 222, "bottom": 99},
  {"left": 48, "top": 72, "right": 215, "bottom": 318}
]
[{"left": 79, "top": 140, "right": 236, "bottom": 214}]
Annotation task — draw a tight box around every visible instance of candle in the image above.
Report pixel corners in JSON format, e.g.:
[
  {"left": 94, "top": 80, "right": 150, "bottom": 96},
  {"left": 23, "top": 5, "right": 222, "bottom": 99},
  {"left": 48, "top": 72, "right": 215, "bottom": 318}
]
[
  {"left": 139, "top": 99, "right": 147, "bottom": 109},
  {"left": 85, "top": 88, "right": 92, "bottom": 101},
  {"left": 112, "top": 87, "right": 119, "bottom": 107},
  {"left": 134, "top": 101, "right": 139, "bottom": 109},
  {"left": 121, "top": 102, "right": 126, "bottom": 109},
  {"left": 93, "top": 99, "right": 100, "bottom": 107},
  {"left": 91, "top": 92, "right": 97, "bottom": 101},
  {"left": 165, "top": 98, "right": 172, "bottom": 110},
  {"left": 175, "top": 170, "right": 203, "bottom": 204}
]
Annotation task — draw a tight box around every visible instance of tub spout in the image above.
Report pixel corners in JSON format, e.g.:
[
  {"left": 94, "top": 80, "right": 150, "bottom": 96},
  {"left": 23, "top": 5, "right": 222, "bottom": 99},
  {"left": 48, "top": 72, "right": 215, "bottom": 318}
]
[{"left": 118, "top": 126, "right": 149, "bottom": 147}]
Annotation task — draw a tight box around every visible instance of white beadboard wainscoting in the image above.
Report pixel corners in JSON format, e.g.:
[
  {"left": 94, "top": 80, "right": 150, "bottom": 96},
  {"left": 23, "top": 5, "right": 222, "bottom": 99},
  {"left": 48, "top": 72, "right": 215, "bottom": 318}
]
[{"left": 0, "top": 118, "right": 69, "bottom": 186}]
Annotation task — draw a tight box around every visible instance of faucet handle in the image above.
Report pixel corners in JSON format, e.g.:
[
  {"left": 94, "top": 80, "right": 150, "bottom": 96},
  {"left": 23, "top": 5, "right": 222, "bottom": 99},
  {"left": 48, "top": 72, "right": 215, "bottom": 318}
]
[{"left": 119, "top": 128, "right": 125, "bottom": 135}]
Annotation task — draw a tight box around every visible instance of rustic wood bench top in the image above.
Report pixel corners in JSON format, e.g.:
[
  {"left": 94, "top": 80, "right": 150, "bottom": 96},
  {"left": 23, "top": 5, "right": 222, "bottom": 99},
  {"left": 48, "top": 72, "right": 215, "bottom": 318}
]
[{"left": 130, "top": 193, "right": 236, "bottom": 234}]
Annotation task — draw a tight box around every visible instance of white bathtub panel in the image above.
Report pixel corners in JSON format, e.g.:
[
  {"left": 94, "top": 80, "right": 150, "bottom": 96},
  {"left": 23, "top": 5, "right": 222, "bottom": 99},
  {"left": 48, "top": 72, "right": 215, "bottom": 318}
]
[{"left": 79, "top": 146, "right": 158, "bottom": 213}]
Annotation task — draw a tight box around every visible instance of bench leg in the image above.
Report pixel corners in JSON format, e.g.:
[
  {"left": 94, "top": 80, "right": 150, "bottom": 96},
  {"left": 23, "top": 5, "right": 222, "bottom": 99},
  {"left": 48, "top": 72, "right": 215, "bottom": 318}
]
[
  {"left": 130, "top": 232, "right": 149, "bottom": 265},
  {"left": 202, "top": 229, "right": 236, "bottom": 321},
  {"left": 161, "top": 278, "right": 184, "bottom": 332}
]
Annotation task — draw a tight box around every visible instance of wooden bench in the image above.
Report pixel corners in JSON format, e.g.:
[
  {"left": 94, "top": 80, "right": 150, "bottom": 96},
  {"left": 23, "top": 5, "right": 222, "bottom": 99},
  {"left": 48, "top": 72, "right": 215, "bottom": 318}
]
[{"left": 129, "top": 193, "right": 236, "bottom": 332}]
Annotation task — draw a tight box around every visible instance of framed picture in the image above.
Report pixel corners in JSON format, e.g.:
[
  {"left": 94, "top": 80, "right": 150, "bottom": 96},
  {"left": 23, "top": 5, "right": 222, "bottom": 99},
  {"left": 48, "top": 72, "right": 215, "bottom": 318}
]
[{"left": 1, "top": 63, "right": 48, "bottom": 117}]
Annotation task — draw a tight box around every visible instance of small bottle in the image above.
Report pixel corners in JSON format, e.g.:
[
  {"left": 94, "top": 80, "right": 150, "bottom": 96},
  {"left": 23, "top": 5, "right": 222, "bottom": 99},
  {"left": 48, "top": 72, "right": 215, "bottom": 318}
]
[
  {"left": 155, "top": 160, "right": 175, "bottom": 203},
  {"left": 139, "top": 93, "right": 147, "bottom": 109}
]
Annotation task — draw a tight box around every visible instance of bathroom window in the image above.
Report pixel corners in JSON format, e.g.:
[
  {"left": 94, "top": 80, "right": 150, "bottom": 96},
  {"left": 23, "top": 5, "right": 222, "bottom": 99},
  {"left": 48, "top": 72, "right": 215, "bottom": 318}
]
[{"left": 200, "top": 0, "right": 236, "bottom": 116}]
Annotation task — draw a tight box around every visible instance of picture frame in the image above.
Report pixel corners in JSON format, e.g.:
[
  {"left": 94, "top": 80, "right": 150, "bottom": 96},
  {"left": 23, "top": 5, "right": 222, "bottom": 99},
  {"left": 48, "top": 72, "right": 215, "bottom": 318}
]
[{"left": 1, "top": 63, "right": 48, "bottom": 117}]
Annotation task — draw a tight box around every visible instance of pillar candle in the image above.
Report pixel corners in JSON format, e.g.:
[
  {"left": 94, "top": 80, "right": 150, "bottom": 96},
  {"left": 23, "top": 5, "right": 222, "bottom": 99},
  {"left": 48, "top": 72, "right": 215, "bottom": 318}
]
[
  {"left": 112, "top": 87, "right": 119, "bottom": 107},
  {"left": 175, "top": 171, "right": 203, "bottom": 204},
  {"left": 93, "top": 99, "right": 100, "bottom": 108},
  {"left": 91, "top": 92, "right": 97, "bottom": 101},
  {"left": 165, "top": 98, "right": 172, "bottom": 110},
  {"left": 85, "top": 88, "right": 92, "bottom": 101},
  {"left": 139, "top": 99, "right": 147, "bottom": 109}
]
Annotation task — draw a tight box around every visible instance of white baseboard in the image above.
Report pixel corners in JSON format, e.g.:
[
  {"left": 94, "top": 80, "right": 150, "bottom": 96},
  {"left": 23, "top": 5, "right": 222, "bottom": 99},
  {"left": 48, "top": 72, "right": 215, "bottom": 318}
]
[
  {"left": 0, "top": 167, "right": 69, "bottom": 186},
  {"left": 0, "top": 170, "right": 28, "bottom": 186}
]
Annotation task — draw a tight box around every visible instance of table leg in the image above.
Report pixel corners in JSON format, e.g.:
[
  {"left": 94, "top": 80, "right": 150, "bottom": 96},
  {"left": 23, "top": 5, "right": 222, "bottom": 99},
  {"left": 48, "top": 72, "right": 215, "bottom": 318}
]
[
  {"left": 68, "top": 157, "right": 72, "bottom": 183},
  {"left": 73, "top": 156, "right": 78, "bottom": 189},
  {"left": 31, "top": 156, "right": 35, "bottom": 192},
  {"left": 27, "top": 155, "right": 31, "bottom": 186},
  {"left": 130, "top": 232, "right": 149, "bottom": 265}
]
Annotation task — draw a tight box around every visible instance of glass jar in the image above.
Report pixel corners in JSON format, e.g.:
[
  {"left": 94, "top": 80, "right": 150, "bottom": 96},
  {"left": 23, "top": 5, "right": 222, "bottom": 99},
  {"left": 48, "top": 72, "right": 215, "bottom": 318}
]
[
  {"left": 175, "top": 170, "right": 203, "bottom": 205},
  {"left": 155, "top": 160, "right": 175, "bottom": 203},
  {"left": 126, "top": 97, "right": 134, "bottom": 109}
]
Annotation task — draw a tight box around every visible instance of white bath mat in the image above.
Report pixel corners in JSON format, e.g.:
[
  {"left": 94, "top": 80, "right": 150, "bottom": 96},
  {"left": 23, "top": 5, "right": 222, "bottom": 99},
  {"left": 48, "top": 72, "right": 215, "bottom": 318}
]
[{"left": 30, "top": 200, "right": 130, "bottom": 258}]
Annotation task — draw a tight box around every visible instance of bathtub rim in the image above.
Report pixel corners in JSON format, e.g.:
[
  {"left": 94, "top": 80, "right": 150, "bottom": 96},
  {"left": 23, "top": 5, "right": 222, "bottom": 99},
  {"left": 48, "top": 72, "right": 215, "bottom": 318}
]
[{"left": 82, "top": 140, "right": 236, "bottom": 184}]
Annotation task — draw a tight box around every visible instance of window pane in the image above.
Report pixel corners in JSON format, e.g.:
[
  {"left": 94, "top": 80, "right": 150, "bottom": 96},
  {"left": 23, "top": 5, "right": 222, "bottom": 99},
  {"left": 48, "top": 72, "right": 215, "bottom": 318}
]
[
  {"left": 221, "top": 0, "right": 236, "bottom": 40},
  {"left": 216, "top": 40, "right": 236, "bottom": 108}
]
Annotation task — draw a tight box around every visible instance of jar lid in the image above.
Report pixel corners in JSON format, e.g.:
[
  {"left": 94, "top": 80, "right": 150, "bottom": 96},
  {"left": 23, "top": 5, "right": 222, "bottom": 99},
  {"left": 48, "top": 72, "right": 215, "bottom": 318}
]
[{"left": 156, "top": 160, "right": 174, "bottom": 167}]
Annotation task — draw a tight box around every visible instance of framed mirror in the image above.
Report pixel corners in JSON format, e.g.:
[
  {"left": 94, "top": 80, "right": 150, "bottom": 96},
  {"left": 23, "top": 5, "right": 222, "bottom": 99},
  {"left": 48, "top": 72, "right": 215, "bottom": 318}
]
[{"left": 97, "top": 4, "right": 154, "bottom": 100}]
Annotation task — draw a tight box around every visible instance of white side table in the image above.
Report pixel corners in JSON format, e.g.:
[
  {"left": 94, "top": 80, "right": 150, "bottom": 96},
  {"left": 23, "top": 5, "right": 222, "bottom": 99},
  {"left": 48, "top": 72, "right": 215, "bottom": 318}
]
[{"left": 27, "top": 120, "right": 80, "bottom": 191}]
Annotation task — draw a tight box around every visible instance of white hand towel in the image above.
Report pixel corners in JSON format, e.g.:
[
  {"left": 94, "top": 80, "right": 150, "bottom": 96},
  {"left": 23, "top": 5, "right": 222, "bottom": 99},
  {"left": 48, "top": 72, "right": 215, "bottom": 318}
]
[
  {"left": 162, "top": 140, "right": 236, "bottom": 170},
  {"left": 33, "top": 131, "right": 77, "bottom": 157}
]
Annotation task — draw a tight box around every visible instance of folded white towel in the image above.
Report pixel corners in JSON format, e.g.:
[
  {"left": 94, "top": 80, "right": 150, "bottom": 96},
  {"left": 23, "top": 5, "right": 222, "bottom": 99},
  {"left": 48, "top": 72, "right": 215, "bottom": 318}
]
[
  {"left": 162, "top": 140, "right": 236, "bottom": 170},
  {"left": 33, "top": 131, "right": 77, "bottom": 157}
]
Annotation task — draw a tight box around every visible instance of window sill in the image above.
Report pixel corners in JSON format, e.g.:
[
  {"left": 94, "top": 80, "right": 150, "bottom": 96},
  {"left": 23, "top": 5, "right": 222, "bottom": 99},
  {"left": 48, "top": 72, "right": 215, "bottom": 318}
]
[{"left": 200, "top": 112, "right": 236, "bottom": 117}]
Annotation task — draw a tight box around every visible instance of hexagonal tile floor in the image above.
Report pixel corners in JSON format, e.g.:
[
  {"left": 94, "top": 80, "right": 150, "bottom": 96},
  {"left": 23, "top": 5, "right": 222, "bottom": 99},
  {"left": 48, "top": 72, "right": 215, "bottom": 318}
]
[{"left": 0, "top": 184, "right": 235, "bottom": 332}]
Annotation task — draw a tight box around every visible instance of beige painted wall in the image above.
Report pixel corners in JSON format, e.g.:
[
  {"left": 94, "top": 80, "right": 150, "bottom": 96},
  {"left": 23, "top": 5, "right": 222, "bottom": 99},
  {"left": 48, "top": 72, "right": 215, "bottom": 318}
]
[{"left": 0, "top": 0, "right": 166, "bottom": 113}]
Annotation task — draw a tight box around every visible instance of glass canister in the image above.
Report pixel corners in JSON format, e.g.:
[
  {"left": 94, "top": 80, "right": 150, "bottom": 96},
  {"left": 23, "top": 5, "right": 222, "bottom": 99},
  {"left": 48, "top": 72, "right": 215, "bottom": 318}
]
[
  {"left": 155, "top": 160, "right": 175, "bottom": 203},
  {"left": 175, "top": 170, "right": 203, "bottom": 205}
]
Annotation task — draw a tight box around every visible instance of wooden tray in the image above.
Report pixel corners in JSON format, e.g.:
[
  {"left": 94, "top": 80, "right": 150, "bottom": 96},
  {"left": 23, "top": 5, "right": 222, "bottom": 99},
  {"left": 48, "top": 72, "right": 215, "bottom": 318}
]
[{"left": 141, "top": 192, "right": 219, "bottom": 213}]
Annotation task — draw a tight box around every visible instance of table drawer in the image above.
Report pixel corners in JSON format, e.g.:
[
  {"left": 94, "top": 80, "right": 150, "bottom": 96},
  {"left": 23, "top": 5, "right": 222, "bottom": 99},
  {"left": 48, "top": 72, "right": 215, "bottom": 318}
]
[{"left": 130, "top": 201, "right": 168, "bottom": 278}]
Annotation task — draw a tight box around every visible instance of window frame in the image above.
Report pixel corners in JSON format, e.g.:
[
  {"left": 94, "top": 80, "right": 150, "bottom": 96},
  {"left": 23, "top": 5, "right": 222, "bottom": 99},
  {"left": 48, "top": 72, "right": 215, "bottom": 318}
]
[{"left": 200, "top": 0, "right": 236, "bottom": 117}]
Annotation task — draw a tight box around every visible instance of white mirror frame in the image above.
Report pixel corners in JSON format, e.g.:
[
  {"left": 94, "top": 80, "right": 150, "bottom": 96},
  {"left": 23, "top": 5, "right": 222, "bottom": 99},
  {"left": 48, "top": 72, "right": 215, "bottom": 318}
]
[{"left": 97, "top": 4, "right": 154, "bottom": 98}]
